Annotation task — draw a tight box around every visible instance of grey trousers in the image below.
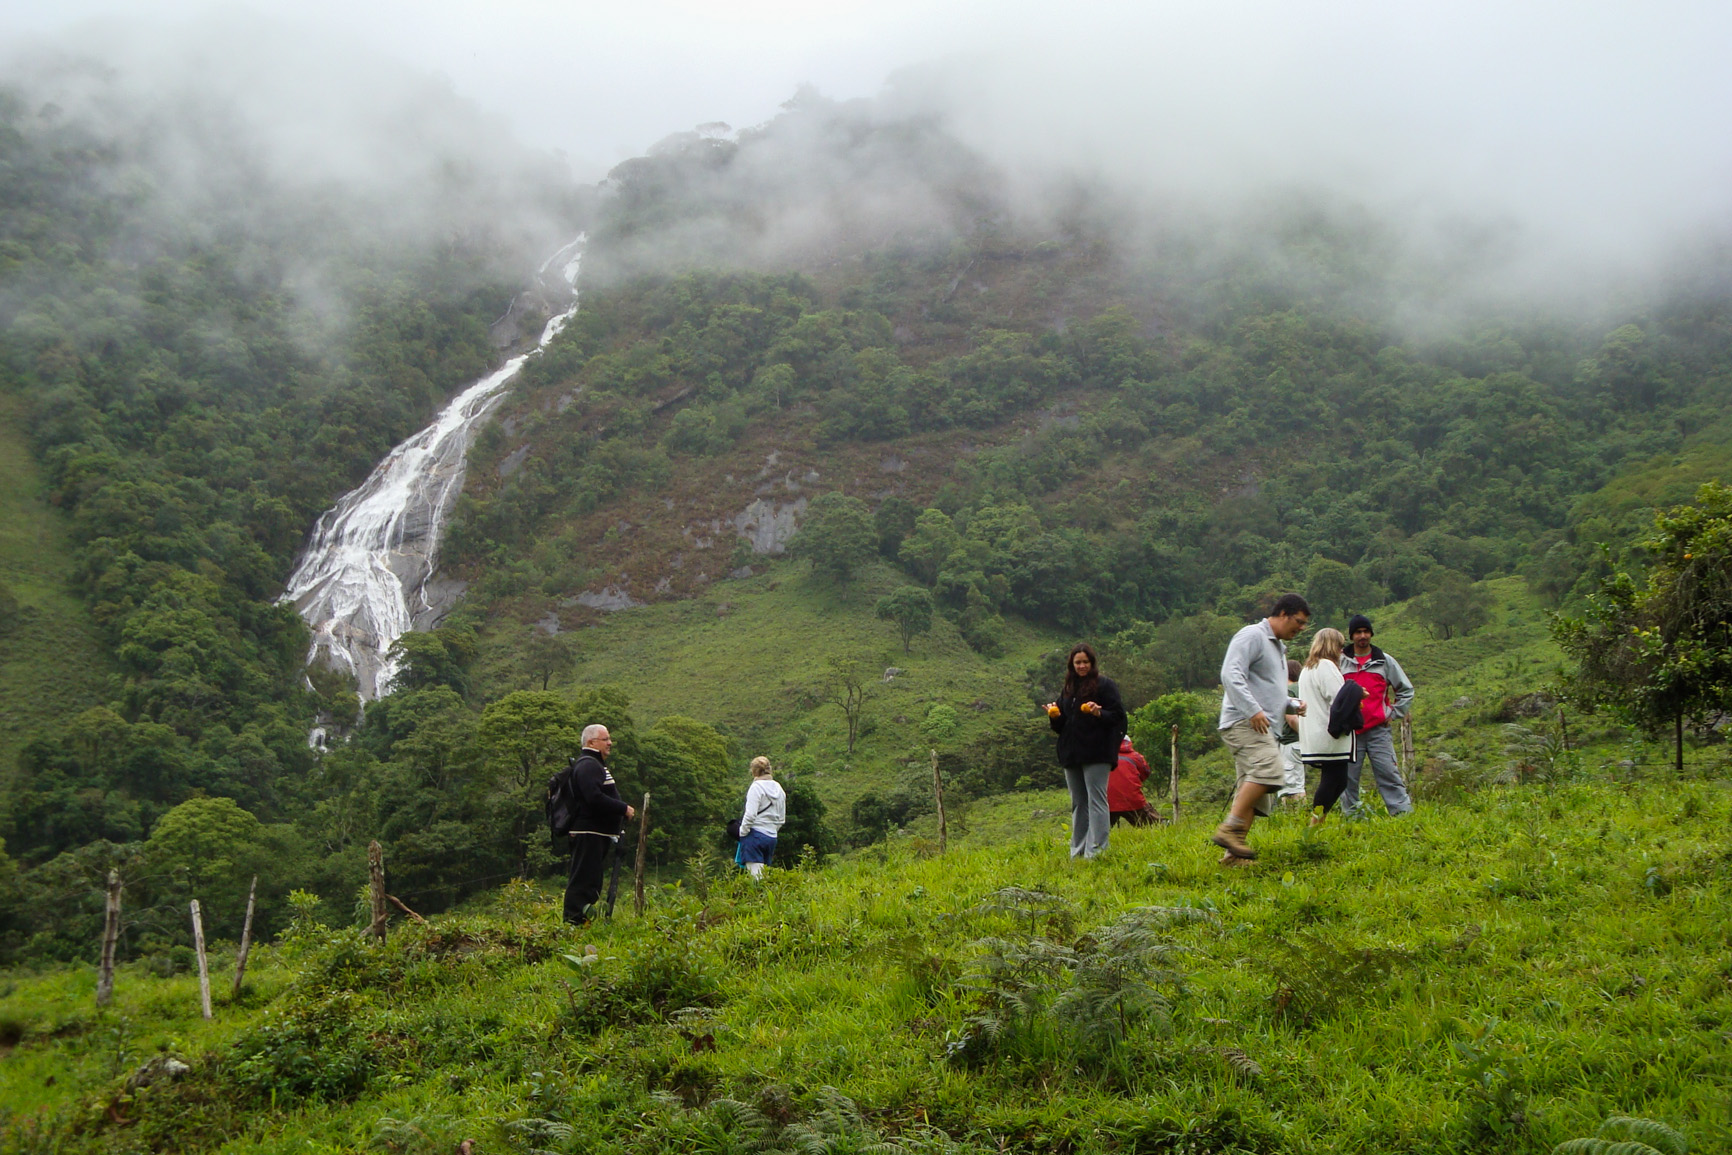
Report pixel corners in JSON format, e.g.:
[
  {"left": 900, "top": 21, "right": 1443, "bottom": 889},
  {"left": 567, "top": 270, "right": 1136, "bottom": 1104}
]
[
  {"left": 1064, "top": 762, "right": 1113, "bottom": 859},
  {"left": 1341, "top": 723, "right": 1413, "bottom": 816}
]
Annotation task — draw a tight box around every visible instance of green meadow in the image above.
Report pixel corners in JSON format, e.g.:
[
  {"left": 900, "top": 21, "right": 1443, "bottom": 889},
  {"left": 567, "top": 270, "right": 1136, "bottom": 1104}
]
[{"left": 2, "top": 771, "right": 1726, "bottom": 1154}]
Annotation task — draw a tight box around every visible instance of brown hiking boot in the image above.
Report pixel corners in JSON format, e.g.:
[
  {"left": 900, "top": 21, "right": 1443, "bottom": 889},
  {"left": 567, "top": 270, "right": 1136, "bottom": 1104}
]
[{"left": 1212, "top": 820, "right": 1256, "bottom": 860}]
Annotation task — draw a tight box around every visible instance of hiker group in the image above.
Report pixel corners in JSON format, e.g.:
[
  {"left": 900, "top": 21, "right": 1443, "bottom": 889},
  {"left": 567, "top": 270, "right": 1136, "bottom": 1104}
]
[
  {"left": 549, "top": 590, "right": 1412, "bottom": 922},
  {"left": 1048, "top": 593, "right": 1414, "bottom": 866},
  {"left": 547, "top": 727, "right": 787, "bottom": 926}
]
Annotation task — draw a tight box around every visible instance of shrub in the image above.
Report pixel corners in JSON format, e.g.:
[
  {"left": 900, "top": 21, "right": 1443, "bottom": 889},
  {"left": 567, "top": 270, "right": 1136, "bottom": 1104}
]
[{"left": 563, "top": 937, "right": 722, "bottom": 1036}]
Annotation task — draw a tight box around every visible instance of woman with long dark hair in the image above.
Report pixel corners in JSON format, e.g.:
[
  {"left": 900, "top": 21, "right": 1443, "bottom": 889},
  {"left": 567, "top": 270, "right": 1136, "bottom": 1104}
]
[{"left": 1045, "top": 643, "right": 1128, "bottom": 860}]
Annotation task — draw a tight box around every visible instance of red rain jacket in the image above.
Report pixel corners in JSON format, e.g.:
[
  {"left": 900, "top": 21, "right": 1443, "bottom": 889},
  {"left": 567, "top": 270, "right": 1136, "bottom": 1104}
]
[{"left": 1108, "top": 736, "right": 1151, "bottom": 811}]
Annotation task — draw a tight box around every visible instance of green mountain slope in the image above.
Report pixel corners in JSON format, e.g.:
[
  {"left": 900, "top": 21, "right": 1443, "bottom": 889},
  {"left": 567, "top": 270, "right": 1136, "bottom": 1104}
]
[
  {"left": 2, "top": 72, "right": 1729, "bottom": 969},
  {"left": 0, "top": 393, "right": 110, "bottom": 783}
]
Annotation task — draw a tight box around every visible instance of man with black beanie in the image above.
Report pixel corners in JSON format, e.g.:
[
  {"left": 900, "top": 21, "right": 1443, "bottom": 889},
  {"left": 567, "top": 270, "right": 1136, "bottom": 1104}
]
[{"left": 1338, "top": 614, "right": 1415, "bottom": 816}]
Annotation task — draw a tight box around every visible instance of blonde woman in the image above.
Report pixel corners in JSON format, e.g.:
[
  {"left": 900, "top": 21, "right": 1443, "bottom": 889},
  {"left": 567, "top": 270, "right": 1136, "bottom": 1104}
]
[
  {"left": 737, "top": 757, "right": 787, "bottom": 879},
  {"left": 1295, "top": 628, "right": 1362, "bottom": 827}
]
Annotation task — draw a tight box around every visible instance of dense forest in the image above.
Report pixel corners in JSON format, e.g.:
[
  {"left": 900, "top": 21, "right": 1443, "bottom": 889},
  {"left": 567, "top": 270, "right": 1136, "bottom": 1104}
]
[{"left": 1, "top": 72, "right": 1729, "bottom": 970}]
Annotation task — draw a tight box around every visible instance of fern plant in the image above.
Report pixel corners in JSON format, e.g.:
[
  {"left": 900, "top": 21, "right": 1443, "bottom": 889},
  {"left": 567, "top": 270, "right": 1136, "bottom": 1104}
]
[
  {"left": 949, "top": 905, "right": 1204, "bottom": 1069},
  {"left": 1554, "top": 1115, "right": 1689, "bottom": 1155},
  {"left": 1265, "top": 930, "right": 1411, "bottom": 1026}
]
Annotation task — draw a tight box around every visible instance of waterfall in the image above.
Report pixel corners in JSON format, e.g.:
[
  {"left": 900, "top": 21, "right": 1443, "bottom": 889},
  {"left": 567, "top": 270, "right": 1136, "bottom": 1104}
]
[{"left": 282, "top": 235, "right": 584, "bottom": 700}]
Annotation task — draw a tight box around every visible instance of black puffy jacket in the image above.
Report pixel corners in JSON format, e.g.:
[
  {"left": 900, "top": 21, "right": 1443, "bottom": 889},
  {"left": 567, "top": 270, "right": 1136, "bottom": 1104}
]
[{"left": 1050, "top": 677, "right": 1128, "bottom": 768}]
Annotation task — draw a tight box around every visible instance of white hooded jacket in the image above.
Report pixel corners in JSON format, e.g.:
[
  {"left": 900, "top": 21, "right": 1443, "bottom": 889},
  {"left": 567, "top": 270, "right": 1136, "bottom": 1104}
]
[{"left": 740, "top": 779, "right": 786, "bottom": 837}]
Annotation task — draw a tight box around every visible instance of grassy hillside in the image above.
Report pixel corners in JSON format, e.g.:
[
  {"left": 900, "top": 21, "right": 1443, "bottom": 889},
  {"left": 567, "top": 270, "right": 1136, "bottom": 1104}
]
[
  {"left": 0, "top": 394, "right": 111, "bottom": 783},
  {"left": 482, "top": 557, "right": 1067, "bottom": 812},
  {"left": 494, "top": 564, "right": 1717, "bottom": 829},
  {"left": 1, "top": 777, "right": 1726, "bottom": 1154}
]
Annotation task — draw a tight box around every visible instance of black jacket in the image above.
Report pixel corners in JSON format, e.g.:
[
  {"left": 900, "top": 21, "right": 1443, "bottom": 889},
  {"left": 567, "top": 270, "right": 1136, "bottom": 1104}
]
[
  {"left": 1327, "top": 681, "right": 1366, "bottom": 740},
  {"left": 1050, "top": 677, "right": 1128, "bottom": 768},
  {"left": 568, "top": 749, "right": 629, "bottom": 836}
]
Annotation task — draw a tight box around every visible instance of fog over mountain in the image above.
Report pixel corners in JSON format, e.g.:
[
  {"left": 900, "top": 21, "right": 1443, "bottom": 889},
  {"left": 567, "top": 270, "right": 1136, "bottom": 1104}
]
[{"left": 3, "top": 1, "right": 1729, "bottom": 306}]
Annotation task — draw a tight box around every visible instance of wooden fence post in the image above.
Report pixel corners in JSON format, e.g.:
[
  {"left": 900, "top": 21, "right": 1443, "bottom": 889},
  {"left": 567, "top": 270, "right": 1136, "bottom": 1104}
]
[
  {"left": 633, "top": 793, "right": 651, "bottom": 916},
  {"left": 231, "top": 875, "right": 257, "bottom": 1000},
  {"left": 96, "top": 869, "right": 121, "bottom": 1007},
  {"left": 930, "top": 748, "right": 948, "bottom": 852},
  {"left": 1170, "top": 724, "right": 1181, "bottom": 819},
  {"left": 368, "top": 841, "right": 388, "bottom": 943},
  {"left": 1400, "top": 715, "right": 1415, "bottom": 787},
  {"left": 190, "top": 900, "right": 212, "bottom": 1020}
]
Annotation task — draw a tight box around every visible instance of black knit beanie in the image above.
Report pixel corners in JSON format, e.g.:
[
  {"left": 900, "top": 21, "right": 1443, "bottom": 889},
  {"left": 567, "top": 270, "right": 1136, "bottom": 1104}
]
[{"left": 1347, "top": 614, "right": 1374, "bottom": 636}]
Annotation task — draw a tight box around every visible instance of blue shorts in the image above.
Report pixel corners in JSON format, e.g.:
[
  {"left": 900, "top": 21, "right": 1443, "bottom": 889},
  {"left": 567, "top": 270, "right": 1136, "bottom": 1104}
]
[{"left": 738, "top": 829, "right": 777, "bottom": 866}]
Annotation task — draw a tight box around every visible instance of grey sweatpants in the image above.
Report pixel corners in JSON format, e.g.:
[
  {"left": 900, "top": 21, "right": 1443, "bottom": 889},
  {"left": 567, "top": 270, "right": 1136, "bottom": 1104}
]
[
  {"left": 1064, "top": 762, "right": 1113, "bottom": 859},
  {"left": 1341, "top": 723, "right": 1413, "bottom": 816}
]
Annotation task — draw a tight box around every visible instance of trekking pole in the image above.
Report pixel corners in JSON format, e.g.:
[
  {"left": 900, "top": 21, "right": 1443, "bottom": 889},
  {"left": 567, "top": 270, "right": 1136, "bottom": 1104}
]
[
  {"left": 604, "top": 834, "right": 625, "bottom": 918},
  {"left": 633, "top": 793, "right": 652, "bottom": 916}
]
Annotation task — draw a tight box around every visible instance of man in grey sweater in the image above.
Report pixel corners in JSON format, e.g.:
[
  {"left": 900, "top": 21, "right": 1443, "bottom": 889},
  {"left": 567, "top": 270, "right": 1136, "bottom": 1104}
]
[{"left": 1214, "top": 593, "right": 1311, "bottom": 862}]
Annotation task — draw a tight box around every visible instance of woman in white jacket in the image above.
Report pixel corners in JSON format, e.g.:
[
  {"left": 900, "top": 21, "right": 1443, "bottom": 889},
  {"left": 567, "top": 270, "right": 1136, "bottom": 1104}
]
[
  {"left": 737, "top": 757, "right": 787, "bottom": 878},
  {"left": 1296, "top": 629, "right": 1356, "bottom": 828}
]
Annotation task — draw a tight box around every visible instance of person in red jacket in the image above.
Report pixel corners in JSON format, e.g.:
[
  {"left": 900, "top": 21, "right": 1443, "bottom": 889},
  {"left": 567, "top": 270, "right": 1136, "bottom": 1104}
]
[{"left": 1108, "top": 735, "right": 1163, "bottom": 826}]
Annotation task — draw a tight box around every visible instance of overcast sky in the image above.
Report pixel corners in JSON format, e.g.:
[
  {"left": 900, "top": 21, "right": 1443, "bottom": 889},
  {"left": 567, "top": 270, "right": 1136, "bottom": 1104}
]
[{"left": 3, "top": 0, "right": 1730, "bottom": 272}]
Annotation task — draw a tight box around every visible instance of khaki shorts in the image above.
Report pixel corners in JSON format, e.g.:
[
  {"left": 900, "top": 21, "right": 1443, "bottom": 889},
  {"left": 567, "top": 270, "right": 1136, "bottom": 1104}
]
[{"left": 1221, "top": 719, "right": 1285, "bottom": 788}]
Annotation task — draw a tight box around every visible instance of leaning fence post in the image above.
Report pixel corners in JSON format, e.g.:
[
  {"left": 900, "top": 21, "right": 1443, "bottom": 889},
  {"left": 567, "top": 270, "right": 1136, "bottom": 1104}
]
[
  {"left": 1170, "top": 724, "right": 1181, "bottom": 819},
  {"left": 368, "top": 841, "right": 388, "bottom": 943},
  {"left": 96, "top": 869, "right": 122, "bottom": 1007},
  {"left": 190, "top": 900, "right": 212, "bottom": 1020},
  {"left": 231, "top": 875, "right": 257, "bottom": 1000},
  {"left": 930, "top": 749, "right": 948, "bottom": 852},
  {"left": 633, "top": 793, "right": 651, "bottom": 916}
]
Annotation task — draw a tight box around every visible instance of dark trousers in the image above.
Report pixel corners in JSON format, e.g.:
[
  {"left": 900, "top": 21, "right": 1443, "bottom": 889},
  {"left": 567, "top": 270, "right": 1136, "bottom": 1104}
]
[
  {"left": 564, "top": 834, "right": 616, "bottom": 924},
  {"left": 1310, "top": 759, "right": 1353, "bottom": 814}
]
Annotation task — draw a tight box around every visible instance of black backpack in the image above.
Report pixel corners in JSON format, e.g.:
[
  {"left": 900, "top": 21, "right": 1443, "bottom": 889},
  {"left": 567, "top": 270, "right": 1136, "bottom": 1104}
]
[{"left": 546, "top": 761, "right": 578, "bottom": 843}]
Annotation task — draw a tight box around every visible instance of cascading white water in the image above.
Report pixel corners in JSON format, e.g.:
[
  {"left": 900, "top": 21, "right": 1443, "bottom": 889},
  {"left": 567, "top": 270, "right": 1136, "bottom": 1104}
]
[{"left": 283, "top": 235, "right": 585, "bottom": 700}]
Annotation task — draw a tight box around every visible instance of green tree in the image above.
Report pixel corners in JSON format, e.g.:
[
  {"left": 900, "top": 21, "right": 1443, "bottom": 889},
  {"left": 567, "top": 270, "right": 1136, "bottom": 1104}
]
[
  {"left": 144, "top": 796, "right": 290, "bottom": 932},
  {"left": 1555, "top": 482, "right": 1732, "bottom": 772},
  {"left": 146, "top": 797, "right": 265, "bottom": 898},
  {"left": 477, "top": 692, "right": 582, "bottom": 790},
  {"left": 876, "top": 586, "right": 935, "bottom": 653},
  {"left": 1127, "top": 691, "right": 1220, "bottom": 761},
  {"left": 1304, "top": 557, "right": 1384, "bottom": 629},
  {"left": 1148, "top": 613, "right": 1242, "bottom": 690},
  {"left": 634, "top": 716, "right": 735, "bottom": 866},
  {"left": 874, "top": 496, "right": 917, "bottom": 559},
  {"left": 898, "top": 508, "right": 959, "bottom": 585},
  {"left": 824, "top": 658, "right": 877, "bottom": 756},
  {"left": 1414, "top": 568, "right": 1493, "bottom": 640},
  {"left": 522, "top": 631, "right": 576, "bottom": 690},
  {"left": 478, "top": 691, "right": 583, "bottom": 876},
  {"left": 388, "top": 627, "right": 476, "bottom": 695},
  {"left": 775, "top": 774, "right": 838, "bottom": 865},
  {"left": 792, "top": 492, "right": 876, "bottom": 582}
]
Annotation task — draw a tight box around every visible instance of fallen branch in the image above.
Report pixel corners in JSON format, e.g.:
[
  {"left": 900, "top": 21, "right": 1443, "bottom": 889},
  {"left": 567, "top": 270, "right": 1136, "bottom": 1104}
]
[{"left": 386, "top": 894, "right": 429, "bottom": 925}]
